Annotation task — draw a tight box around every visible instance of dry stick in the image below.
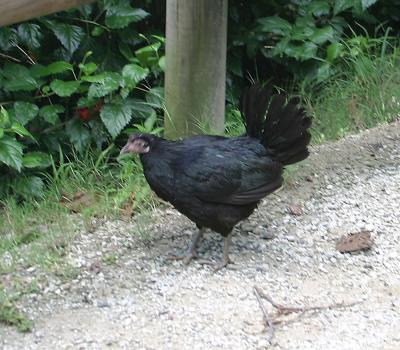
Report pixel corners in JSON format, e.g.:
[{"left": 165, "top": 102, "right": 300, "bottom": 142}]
[
  {"left": 254, "top": 286, "right": 360, "bottom": 316},
  {"left": 253, "top": 286, "right": 274, "bottom": 343}
]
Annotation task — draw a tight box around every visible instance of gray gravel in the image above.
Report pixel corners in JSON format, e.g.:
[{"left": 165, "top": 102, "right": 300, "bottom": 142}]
[{"left": 1, "top": 121, "right": 400, "bottom": 350}]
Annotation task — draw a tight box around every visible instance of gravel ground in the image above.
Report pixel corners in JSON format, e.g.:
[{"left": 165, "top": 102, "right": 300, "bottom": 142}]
[{"left": 1, "top": 121, "right": 400, "bottom": 350}]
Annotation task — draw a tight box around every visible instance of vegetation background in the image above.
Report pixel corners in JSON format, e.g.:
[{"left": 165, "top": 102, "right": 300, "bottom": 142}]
[{"left": 0, "top": 0, "right": 400, "bottom": 330}]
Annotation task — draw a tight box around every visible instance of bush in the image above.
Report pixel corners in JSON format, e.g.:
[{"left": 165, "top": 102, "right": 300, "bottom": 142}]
[{"left": 0, "top": 0, "right": 165, "bottom": 198}]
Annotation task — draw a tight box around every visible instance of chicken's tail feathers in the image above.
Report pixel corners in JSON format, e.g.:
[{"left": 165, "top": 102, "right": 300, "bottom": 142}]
[{"left": 240, "top": 82, "right": 312, "bottom": 165}]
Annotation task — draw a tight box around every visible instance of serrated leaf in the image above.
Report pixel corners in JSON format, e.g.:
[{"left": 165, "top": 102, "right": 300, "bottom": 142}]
[
  {"left": 9, "top": 122, "right": 34, "bottom": 139},
  {"left": 0, "top": 107, "right": 10, "bottom": 128},
  {"left": 39, "top": 105, "right": 65, "bottom": 125},
  {"left": 50, "top": 79, "right": 80, "bottom": 97},
  {"left": 1, "top": 63, "right": 39, "bottom": 92},
  {"left": 22, "top": 152, "right": 51, "bottom": 168},
  {"left": 0, "top": 27, "right": 16, "bottom": 51},
  {"left": 0, "top": 135, "right": 23, "bottom": 171},
  {"left": 310, "top": 26, "right": 335, "bottom": 44},
  {"left": 122, "top": 64, "right": 149, "bottom": 89},
  {"left": 49, "top": 21, "right": 85, "bottom": 55},
  {"left": 105, "top": 5, "right": 149, "bottom": 29},
  {"left": 144, "top": 110, "right": 157, "bottom": 131},
  {"left": 135, "top": 43, "right": 161, "bottom": 67},
  {"left": 66, "top": 119, "right": 91, "bottom": 153},
  {"left": 14, "top": 102, "right": 39, "bottom": 125},
  {"left": 333, "top": 0, "right": 356, "bottom": 15},
  {"left": 125, "top": 99, "right": 155, "bottom": 119},
  {"left": 258, "top": 16, "right": 292, "bottom": 35},
  {"left": 31, "top": 61, "right": 73, "bottom": 78},
  {"left": 88, "top": 72, "right": 122, "bottom": 98},
  {"left": 307, "top": 1, "right": 331, "bottom": 16},
  {"left": 100, "top": 101, "right": 133, "bottom": 138},
  {"left": 17, "top": 23, "right": 43, "bottom": 49},
  {"left": 145, "top": 87, "right": 164, "bottom": 108},
  {"left": 12, "top": 176, "right": 45, "bottom": 198}
]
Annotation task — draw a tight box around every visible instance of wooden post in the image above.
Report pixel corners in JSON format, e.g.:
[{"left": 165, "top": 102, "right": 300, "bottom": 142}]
[
  {"left": 165, "top": 0, "right": 228, "bottom": 139},
  {"left": 0, "top": 0, "right": 95, "bottom": 27}
]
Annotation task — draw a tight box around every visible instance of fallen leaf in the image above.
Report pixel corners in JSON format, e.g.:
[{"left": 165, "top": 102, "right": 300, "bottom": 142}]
[{"left": 336, "top": 230, "right": 373, "bottom": 253}]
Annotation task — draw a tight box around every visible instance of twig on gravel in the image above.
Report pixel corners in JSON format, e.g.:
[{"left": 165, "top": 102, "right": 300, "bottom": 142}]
[
  {"left": 254, "top": 285, "right": 361, "bottom": 333},
  {"left": 254, "top": 286, "right": 274, "bottom": 343}
]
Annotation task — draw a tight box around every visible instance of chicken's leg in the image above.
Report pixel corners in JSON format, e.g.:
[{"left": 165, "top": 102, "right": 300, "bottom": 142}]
[
  {"left": 214, "top": 232, "right": 233, "bottom": 271},
  {"left": 168, "top": 227, "right": 205, "bottom": 264},
  {"left": 198, "top": 232, "right": 234, "bottom": 271}
]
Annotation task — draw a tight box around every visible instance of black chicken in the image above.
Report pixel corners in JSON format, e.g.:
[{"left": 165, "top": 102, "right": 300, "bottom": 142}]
[{"left": 120, "top": 83, "right": 311, "bottom": 270}]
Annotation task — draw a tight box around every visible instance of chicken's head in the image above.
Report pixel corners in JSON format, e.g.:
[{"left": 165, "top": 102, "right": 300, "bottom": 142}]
[{"left": 120, "top": 134, "right": 157, "bottom": 155}]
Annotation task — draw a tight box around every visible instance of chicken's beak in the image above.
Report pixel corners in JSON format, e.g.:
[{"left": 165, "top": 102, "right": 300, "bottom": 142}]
[{"left": 120, "top": 143, "right": 130, "bottom": 155}]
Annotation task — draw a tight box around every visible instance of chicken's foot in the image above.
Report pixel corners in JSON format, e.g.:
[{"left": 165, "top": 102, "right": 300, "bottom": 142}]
[{"left": 167, "top": 228, "right": 205, "bottom": 264}]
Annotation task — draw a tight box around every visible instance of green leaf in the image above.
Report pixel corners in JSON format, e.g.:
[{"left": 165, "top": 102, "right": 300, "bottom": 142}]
[
  {"left": 326, "top": 42, "right": 344, "bottom": 62},
  {"left": 88, "top": 72, "right": 122, "bottom": 98},
  {"left": 105, "top": 4, "right": 149, "bottom": 29},
  {"left": 361, "top": 0, "right": 378, "bottom": 10},
  {"left": 22, "top": 152, "right": 51, "bottom": 168},
  {"left": 39, "top": 105, "right": 65, "bottom": 125},
  {"left": 135, "top": 43, "right": 161, "bottom": 67},
  {"left": 100, "top": 100, "right": 133, "bottom": 138},
  {"left": 80, "top": 73, "right": 109, "bottom": 83},
  {"left": 144, "top": 110, "right": 157, "bottom": 131},
  {"left": 0, "top": 107, "right": 10, "bottom": 128},
  {"left": 145, "top": 87, "right": 164, "bottom": 108},
  {"left": 9, "top": 122, "right": 34, "bottom": 139},
  {"left": 66, "top": 119, "right": 91, "bottom": 153},
  {"left": 310, "top": 26, "right": 335, "bottom": 44},
  {"left": 307, "top": 1, "right": 331, "bottom": 16},
  {"left": 31, "top": 61, "right": 73, "bottom": 78},
  {"left": 0, "top": 135, "right": 23, "bottom": 171},
  {"left": 17, "top": 23, "right": 43, "bottom": 49},
  {"left": 12, "top": 176, "right": 45, "bottom": 198},
  {"left": 91, "top": 26, "right": 105, "bottom": 37},
  {"left": 119, "top": 42, "right": 136, "bottom": 62},
  {"left": 125, "top": 99, "right": 155, "bottom": 119},
  {"left": 122, "top": 64, "right": 149, "bottom": 89},
  {"left": 333, "top": 0, "right": 356, "bottom": 15},
  {"left": 258, "top": 16, "right": 292, "bottom": 36},
  {"left": 50, "top": 79, "right": 80, "bottom": 97},
  {"left": 79, "top": 62, "right": 98, "bottom": 76},
  {"left": 1, "top": 63, "right": 39, "bottom": 92},
  {"left": 48, "top": 21, "right": 85, "bottom": 55},
  {"left": 14, "top": 102, "right": 39, "bottom": 125},
  {"left": 0, "top": 27, "right": 16, "bottom": 51},
  {"left": 0, "top": 128, "right": 4, "bottom": 139},
  {"left": 158, "top": 56, "right": 166, "bottom": 71}
]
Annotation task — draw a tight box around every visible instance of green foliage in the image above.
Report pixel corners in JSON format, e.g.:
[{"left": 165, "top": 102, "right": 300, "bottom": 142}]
[
  {"left": 301, "top": 36, "right": 400, "bottom": 141},
  {"left": 0, "top": 0, "right": 165, "bottom": 199},
  {"left": 0, "top": 290, "right": 32, "bottom": 332}
]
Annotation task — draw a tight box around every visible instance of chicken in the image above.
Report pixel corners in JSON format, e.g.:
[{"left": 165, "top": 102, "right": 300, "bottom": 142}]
[{"left": 120, "top": 83, "right": 311, "bottom": 270}]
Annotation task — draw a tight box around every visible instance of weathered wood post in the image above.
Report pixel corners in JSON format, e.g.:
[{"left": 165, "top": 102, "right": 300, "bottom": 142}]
[
  {"left": 0, "top": 0, "right": 95, "bottom": 27},
  {"left": 165, "top": 0, "right": 228, "bottom": 139}
]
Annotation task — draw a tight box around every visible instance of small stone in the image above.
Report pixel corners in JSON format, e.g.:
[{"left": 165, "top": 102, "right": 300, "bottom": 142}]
[
  {"left": 289, "top": 204, "right": 303, "bottom": 216},
  {"left": 260, "top": 231, "right": 275, "bottom": 240}
]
